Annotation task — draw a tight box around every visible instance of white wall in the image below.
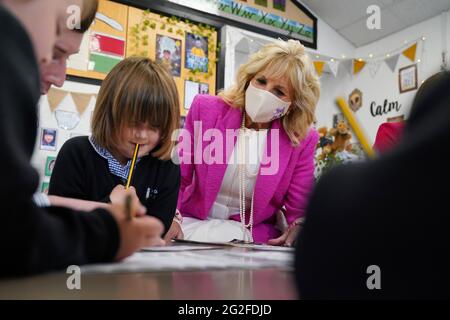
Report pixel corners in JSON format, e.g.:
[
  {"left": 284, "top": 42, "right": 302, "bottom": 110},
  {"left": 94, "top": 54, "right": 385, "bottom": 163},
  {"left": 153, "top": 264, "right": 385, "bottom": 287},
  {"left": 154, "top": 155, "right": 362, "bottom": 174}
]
[
  {"left": 346, "top": 10, "right": 450, "bottom": 143},
  {"left": 32, "top": 81, "right": 100, "bottom": 190}
]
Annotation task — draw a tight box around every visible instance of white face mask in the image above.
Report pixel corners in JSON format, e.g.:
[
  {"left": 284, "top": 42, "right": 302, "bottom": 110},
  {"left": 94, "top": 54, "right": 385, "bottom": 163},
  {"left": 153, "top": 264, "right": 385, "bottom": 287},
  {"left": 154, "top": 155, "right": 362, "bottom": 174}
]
[{"left": 245, "top": 82, "right": 291, "bottom": 123}]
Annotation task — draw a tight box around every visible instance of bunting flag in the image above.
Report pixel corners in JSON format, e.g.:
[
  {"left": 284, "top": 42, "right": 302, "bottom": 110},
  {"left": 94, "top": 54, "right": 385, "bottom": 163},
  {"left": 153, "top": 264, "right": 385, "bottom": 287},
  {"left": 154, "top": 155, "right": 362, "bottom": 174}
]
[
  {"left": 47, "top": 88, "right": 68, "bottom": 112},
  {"left": 341, "top": 60, "right": 353, "bottom": 75},
  {"left": 304, "top": 39, "right": 421, "bottom": 77},
  {"left": 402, "top": 43, "right": 417, "bottom": 62},
  {"left": 367, "top": 60, "right": 382, "bottom": 78},
  {"left": 46, "top": 88, "right": 95, "bottom": 115},
  {"left": 384, "top": 54, "right": 400, "bottom": 72},
  {"left": 353, "top": 60, "right": 366, "bottom": 75},
  {"left": 71, "top": 92, "right": 93, "bottom": 115},
  {"left": 313, "top": 61, "right": 325, "bottom": 76},
  {"left": 327, "top": 60, "right": 340, "bottom": 77}
]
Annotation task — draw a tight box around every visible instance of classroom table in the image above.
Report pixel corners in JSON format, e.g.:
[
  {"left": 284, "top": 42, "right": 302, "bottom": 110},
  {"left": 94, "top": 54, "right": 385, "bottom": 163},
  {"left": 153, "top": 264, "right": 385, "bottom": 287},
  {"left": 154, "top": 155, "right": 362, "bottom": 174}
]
[{"left": 0, "top": 246, "right": 298, "bottom": 300}]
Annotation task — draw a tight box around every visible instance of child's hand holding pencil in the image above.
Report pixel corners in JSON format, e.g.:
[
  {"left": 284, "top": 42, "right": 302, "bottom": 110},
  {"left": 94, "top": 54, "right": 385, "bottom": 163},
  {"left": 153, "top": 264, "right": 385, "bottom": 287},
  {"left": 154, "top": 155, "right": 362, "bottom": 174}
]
[
  {"left": 109, "top": 185, "right": 146, "bottom": 217},
  {"left": 109, "top": 190, "right": 166, "bottom": 261}
]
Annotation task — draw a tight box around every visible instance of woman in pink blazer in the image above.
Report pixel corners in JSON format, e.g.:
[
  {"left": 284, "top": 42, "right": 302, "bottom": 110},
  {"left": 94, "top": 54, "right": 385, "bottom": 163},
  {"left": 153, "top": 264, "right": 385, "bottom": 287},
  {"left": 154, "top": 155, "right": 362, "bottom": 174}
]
[{"left": 167, "top": 39, "right": 320, "bottom": 245}]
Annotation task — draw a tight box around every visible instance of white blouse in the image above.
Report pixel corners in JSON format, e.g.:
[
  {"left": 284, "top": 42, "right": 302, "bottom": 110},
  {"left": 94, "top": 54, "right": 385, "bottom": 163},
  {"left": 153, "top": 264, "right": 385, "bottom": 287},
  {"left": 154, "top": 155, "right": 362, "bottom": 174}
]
[
  {"left": 181, "top": 128, "right": 268, "bottom": 243},
  {"left": 209, "top": 128, "right": 268, "bottom": 219}
]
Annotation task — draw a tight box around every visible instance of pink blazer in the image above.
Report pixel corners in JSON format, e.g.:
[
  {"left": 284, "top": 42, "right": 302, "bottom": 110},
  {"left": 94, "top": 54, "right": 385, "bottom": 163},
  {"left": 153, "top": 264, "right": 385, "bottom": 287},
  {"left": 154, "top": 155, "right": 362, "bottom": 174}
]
[{"left": 177, "top": 95, "right": 318, "bottom": 243}]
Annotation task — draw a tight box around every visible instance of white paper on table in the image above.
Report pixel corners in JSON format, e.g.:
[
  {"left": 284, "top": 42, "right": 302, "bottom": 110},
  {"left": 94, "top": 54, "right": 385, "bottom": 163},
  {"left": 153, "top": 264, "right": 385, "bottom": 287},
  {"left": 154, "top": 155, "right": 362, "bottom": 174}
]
[
  {"left": 229, "top": 243, "right": 295, "bottom": 252},
  {"left": 80, "top": 249, "right": 293, "bottom": 274},
  {"left": 141, "top": 245, "right": 218, "bottom": 252}
]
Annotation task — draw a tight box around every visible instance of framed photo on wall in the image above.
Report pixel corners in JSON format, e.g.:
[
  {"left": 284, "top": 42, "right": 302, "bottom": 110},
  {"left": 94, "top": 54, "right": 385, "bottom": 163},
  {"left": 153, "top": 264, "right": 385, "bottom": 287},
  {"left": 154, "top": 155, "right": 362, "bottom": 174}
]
[
  {"left": 40, "top": 128, "right": 58, "bottom": 151},
  {"left": 45, "top": 156, "right": 57, "bottom": 177},
  {"left": 399, "top": 64, "right": 418, "bottom": 94}
]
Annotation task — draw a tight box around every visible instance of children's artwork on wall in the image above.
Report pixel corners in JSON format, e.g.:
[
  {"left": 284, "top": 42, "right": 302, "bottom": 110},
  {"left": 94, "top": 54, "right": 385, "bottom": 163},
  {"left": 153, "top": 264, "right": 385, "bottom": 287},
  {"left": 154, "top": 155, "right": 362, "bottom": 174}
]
[
  {"left": 399, "top": 64, "right": 418, "bottom": 94},
  {"left": 184, "top": 80, "right": 209, "bottom": 110},
  {"left": 67, "top": 0, "right": 128, "bottom": 80},
  {"left": 54, "top": 110, "right": 81, "bottom": 130},
  {"left": 40, "top": 128, "right": 58, "bottom": 151},
  {"left": 348, "top": 89, "right": 363, "bottom": 112},
  {"left": 41, "top": 182, "right": 50, "bottom": 195},
  {"left": 156, "top": 35, "right": 182, "bottom": 77},
  {"left": 89, "top": 32, "right": 125, "bottom": 73},
  {"left": 185, "top": 33, "right": 209, "bottom": 73},
  {"left": 273, "top": 0, "right": 287, "bottom": 11},
  {"left": 45, "top": 156, "right": 56, "bottom": 177},
  {"left": 255, "top": 0, "right": 268, "bottom": 7}
]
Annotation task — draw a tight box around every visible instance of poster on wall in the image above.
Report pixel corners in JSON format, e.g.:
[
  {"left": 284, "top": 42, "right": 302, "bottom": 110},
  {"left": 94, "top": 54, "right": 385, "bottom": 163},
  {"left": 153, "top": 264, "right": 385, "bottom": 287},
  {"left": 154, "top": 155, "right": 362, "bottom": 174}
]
[
  {"left": 67, "top": 0, "right": 128, "bottom": 80},
  {"left": 184, "top": 80, "right": 209, "bottom": 110},
  {"left": 40, "top": 128, "right": 58, "bottom": 151},
  {"left": 185, "top": 33, "right": 209, "bottom": 73},
  {"left": 165, "top": 0, "right": 317, "bottom": 48},
  {"left": 156, "top": 35, "right": 182, "bottom": 77},
  {"left": 89, "top": 32, "right": 125, "bottom": 73},
  {"left": 45, "top": 156, "right": 56, "bottom": 177},
  {"left": 273, "top": 0, "right": 287, "bottom": 11}
]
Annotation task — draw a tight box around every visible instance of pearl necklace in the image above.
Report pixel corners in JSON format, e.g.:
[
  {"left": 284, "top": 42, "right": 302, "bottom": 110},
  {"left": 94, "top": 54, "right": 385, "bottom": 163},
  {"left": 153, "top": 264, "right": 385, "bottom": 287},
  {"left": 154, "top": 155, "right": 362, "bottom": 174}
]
[{"left": 238, "top": 114, "right": 255, "bottom": 243}]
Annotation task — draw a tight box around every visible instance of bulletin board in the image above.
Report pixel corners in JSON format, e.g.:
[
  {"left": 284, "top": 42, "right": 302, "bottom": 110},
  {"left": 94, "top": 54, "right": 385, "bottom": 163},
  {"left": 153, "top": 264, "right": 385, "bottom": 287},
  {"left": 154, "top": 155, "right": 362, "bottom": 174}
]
[
  {"left": 66, "top": 0, "right": 218, "bottom": 117},
  {"left": 126, "top": 7, "right": 217, "bottom": 117},
  {"left": 67, "top": 0, "right": 129, "bottom": 80}
]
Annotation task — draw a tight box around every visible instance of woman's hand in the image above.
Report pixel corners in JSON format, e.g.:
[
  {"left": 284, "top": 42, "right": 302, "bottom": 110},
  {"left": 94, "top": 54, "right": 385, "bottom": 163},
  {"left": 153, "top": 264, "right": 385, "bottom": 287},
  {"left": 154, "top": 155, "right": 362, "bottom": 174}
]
[
  {"left": 164, "top": 219, "right": 184, "bottom": 242},
  {"left": 267, "top": 218, "right": 304, "bottom": 247}
]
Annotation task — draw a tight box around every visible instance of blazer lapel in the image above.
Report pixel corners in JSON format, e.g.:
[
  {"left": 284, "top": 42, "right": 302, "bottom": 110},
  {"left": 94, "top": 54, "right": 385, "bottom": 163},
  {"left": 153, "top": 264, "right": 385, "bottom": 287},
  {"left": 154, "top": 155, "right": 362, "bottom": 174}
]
[{"left": 202, "top": 105, "right": 242, "bottom": 218}]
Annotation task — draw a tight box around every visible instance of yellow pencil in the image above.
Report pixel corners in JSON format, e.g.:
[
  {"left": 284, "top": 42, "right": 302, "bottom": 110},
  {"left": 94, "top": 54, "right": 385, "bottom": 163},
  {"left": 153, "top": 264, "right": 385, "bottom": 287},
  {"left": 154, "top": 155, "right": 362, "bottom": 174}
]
[
  {"left": 336, "top": 97, "right": 375, "bottom": 159},
  {"left": 125, "top": 143, "right": 140, "bottom": 190}
]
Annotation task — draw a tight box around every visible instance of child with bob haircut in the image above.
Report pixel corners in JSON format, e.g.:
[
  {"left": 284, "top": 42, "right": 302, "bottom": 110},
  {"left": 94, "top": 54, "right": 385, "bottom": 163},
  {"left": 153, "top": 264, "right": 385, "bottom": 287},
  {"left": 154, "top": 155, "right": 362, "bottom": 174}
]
[{"left": 49, "top": 57, "right": 181, "bottom": 235}]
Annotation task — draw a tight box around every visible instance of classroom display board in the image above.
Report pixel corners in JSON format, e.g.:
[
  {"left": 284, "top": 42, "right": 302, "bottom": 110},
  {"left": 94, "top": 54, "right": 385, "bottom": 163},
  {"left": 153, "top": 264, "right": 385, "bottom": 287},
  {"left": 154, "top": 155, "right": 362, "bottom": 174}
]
[
  {"left": 67, "top": 0, "right": 218, "bottom": 117},
  {"left": 67, "top": 0, "right": 128, "bottom": 80},
  {"left": 165, "top": 0, "right": 317, "bottom": 48}
]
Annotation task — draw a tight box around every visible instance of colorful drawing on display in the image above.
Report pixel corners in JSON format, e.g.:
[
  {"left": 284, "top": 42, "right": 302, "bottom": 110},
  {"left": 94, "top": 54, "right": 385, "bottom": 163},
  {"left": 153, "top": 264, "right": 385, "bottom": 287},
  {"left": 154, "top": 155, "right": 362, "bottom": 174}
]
[
  {"left": 185, "top": 33, "right": 209, "bottom": 73},
  {"left": 273, "top": 0, "right": 286, "bottom": 12},
  {"left": 254, "top": 0, "right": 268, "bottom": 7},
  {"left": 217, "top": 0, "right": 314, "bottom": 43},
  {"left": 156, "top": 35, "right": 182, "bottom": 77},
  {"left": 89, "top": 32, "right": 125, "bottom": 74}
]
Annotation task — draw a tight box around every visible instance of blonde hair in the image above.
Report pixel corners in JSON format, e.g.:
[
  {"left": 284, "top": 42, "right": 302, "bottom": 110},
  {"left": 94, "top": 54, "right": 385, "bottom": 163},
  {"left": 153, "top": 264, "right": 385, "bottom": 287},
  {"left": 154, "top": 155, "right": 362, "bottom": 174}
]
[
  {"left": 92, "top": 57, "right": 180, "bottom": 160},
  {"left": 219, "top": 39, "right": 320, "bottom": 146}
]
